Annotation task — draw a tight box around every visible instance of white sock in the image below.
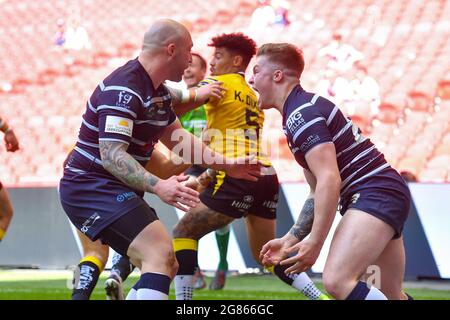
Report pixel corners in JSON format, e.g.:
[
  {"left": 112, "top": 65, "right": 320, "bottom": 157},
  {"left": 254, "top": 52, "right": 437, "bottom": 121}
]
[
  {"left": 216, "top": 224, "right": 230, "bottom": 235},
  {"left": 137, "top": 288, "right": 168, "bottom": 300},
  {"left": 174, "top": 275, "right": 194, "bottom": 300},
  {"left": 291, "top": 272, "right": 323, "bottom": 300},
  {"left": 365, "top": 286, "right": 388, "bottom": 300},
  {"left": 126, "top": 288, "right": 137, "bottom": 300}
]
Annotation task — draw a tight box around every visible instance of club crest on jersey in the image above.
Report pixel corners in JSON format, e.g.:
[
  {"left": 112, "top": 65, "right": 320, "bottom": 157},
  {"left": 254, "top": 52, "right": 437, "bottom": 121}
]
[{"left": 145, "top": 102, "right": 166, "bottom": 118}]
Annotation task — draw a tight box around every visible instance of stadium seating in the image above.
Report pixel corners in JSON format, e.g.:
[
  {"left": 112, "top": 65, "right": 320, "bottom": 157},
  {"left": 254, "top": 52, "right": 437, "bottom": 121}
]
[{"left": 0, "top": 0, "right": 449, "bottom": 185}]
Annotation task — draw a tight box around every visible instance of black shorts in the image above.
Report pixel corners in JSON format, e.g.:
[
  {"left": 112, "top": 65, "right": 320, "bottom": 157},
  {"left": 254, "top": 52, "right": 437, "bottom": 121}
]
[
  {"left": 340, "top": 168, "right": 411, "bottom": 239},
  {"left": 184, "top": 165, "right": 206, "bottom": 177},
  {"left": 97, "top": 203, "right": 159, "bottom": 257},
  {"left": 200, "top": 171, "right": 279, "bottom": 220}
]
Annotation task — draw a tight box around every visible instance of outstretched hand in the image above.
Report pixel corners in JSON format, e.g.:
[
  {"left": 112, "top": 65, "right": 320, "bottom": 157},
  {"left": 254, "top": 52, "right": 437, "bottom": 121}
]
[
  {"left": 154, "top": 174, "right": 200, "bottom": 212},
  {"left": 279, "top": 238, "right": 322, "bottom": 275},
  {"left": 4, "top": 129, "right": 19, "bottom": 152},
  {"left": 196, "top": 82, "right": 225, "bottom": 102},
  {"left": 223, "top": 155, "right": 263, "bottom": 182},
  {"left": 259, "top": 238, "right": 291, "bottom": 266}
]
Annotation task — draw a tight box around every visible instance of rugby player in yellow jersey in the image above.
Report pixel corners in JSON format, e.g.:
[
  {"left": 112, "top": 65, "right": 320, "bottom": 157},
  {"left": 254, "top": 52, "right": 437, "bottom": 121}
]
[{"left": 171, "top": 33, "right": 328, "bottom": 300}]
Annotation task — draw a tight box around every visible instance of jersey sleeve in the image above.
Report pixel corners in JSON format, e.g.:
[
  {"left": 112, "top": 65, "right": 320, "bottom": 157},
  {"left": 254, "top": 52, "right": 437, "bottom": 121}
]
[
  {"left": 167, "top": 107, "right": 177, "bottom": 126},
  {"left": 286, "top": 110, "right": 332, "bottom": 155},
  {"left": 161, "top": 85, "right": 177, "bottom": 126},
  {"left": 198, "top": 76, "right": 220, "bottom": 87},
  {"left": 97, "top": 89, "right": 142, "bottom": 145}
]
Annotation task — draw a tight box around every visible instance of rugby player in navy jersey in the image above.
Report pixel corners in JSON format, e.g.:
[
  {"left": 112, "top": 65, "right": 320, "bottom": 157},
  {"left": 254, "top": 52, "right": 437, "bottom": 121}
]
[
  {"left": 252, "top": 43, "right": 412, "bottom": 300},
  {"left": 70, "top": 148, "right": 192, "bottom": 301},
  {"left": 0, "top": 115, "right": 19, "bottom": 243},
  {"left": 59, "top": 19, "right": 262, "bottom": 300}
]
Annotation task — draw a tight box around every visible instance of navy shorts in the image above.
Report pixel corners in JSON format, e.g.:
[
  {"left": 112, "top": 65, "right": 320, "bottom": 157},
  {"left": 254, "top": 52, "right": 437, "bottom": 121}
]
[
  {"left": 340, "top": 168, "right": 411, "bottom": 239},
  {"left": 59, "top": 169, "right": 157, "bottom": 243},
  {"left": 98, "top": 203, "right": 158, "bottom": 257},
  {"left": 200, "top": 170, "right": 279, "bottom": 220}
]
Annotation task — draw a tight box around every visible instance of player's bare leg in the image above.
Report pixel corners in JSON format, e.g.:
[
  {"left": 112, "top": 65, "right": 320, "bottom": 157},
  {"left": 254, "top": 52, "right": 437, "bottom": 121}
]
[
  {"left": 125, "top": 220, "right": 177, "bottom": 300},
  {"left": 0, "top": 186, "right": 13, "bottom": 242},
  {"left": 361, "top": 236, "right": 409, "bottom": 300},
  {"left": 172, "top": 201, "right": 234, "bottom": 299},
  {"left": 322, "top": 209, "right": 397, "bottom": 300},
  {"left": 245, "top": 214, "right": 327, "bottom": 300}
]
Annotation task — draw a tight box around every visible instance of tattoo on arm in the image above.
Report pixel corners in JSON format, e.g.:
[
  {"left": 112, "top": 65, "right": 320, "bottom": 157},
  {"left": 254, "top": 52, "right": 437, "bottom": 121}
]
[
  {"left": 99, "top": 140, "right": 159, "bottom": 193},
  {"left": 289, "top": 198, "right": 315, "bottom": 241}
]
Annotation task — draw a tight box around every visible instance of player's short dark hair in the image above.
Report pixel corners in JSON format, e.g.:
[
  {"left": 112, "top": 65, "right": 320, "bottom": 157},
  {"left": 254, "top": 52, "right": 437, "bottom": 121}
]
[
  {"left": 191, "top": 52, "right": 207, "bottom": 71},
  {"left": 208, "top": 32, "right": 257, "bottom": 69},
  {"left": 257, "top": 43, "right": 305, "bottom": 78}
]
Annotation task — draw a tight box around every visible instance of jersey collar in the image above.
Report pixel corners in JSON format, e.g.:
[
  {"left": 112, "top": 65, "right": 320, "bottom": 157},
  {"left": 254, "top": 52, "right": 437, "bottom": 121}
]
[
  {"left": 136, "top": 58, "right": 156, "bottom": 91},
  {"left": 282, "top": 84, "right": 304, "bottom": 119}
]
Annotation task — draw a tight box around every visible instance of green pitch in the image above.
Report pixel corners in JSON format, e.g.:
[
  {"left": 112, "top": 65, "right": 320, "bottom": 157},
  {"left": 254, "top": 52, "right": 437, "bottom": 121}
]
[{"left": 0, "top": 270, "right": 449, "bottom": 300}]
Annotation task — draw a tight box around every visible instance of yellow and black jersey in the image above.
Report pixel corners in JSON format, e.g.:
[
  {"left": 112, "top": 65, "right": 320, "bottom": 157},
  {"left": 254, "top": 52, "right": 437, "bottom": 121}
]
[{"left": 199, "top": 73, "right": 271, "bottom": 166}]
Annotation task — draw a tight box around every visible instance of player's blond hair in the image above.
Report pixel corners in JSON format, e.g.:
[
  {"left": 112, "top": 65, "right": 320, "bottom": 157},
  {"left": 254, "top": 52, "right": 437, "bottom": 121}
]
[{"left": 257, "top": 43, "right": 305, "bottom": 78}]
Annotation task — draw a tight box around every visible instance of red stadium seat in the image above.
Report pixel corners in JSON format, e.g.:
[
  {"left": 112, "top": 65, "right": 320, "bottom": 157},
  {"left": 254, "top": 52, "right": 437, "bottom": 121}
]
[
  {"left": 1, "top": 0, "right": 449, "bottom": 186},
  {"left": 376, "top": 103, "right": 400, "bottom": 124},
  {"left": 427, "top": 155, "right": 450, "bottom": 170},
  {"left": 406, "top": 91, "right": 432, "bottom": 112},
  {"left": 437, "top": 80, "right": 450, "bottom": 100},
  {"left": 418, "top": 168, "right": 448, "bottom": 183},
  {"left": 397, "top": 157, "right": 427, "bottom": 177}
]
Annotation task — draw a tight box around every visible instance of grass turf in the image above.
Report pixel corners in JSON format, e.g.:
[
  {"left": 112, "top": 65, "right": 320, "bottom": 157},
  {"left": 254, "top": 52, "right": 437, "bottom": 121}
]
[{"left": 0, "top": 270, "right": 449, "bottom": 300}]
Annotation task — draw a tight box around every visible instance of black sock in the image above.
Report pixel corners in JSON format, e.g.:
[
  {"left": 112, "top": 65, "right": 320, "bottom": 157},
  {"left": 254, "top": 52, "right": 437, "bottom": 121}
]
[
  {"left": 173, "top": 238, "right": 198, "bottom": 300},
  {"left": 273, "top": 264, "right": 294, "bottom": 285},
  {"left": 72, "top": 260, "right": 101, "bottom": 300},
  {"left": 111, "top": 254, "right": 135, "bottom": 282},
  {"left": 405, "top": 292, "right": 414, "bottom": 300},
  {"left": 175, "top": 249, "right": 198, "bottom": 275}
]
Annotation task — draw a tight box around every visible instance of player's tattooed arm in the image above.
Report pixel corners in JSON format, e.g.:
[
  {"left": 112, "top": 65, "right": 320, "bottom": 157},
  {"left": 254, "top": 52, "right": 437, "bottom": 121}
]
[
  {"left": 99, "top": 140, "right": 159, "bottom": 193},
  {"left": 289, "top": 197, "right": 315, "bottom": 241}
]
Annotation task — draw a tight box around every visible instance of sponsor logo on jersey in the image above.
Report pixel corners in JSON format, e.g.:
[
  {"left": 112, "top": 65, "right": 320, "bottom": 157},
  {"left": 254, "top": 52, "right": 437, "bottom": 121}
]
[
  {"left": 116, "top": 191, "right": 137, "bottom": 202},
  {"left": 105, "top": 116, "right": 133, "bottom": 137},
  {"left": 286, "top": 110, "right": 306, "bottom": 134},
  {"left": 263, "top": 200, "right": 278, "bottom": 209},
  {"left": 117, "top": 91, "right": 133, "bottom": 108},
  {"left": 300, "top": 134, "right": 321, "bottom": 152},
  {"left": 231, "top": 200, "right": 252, "bottom": 210},
  {"left": 243, "top": 195, "right": 254, "bottom": 203}
]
